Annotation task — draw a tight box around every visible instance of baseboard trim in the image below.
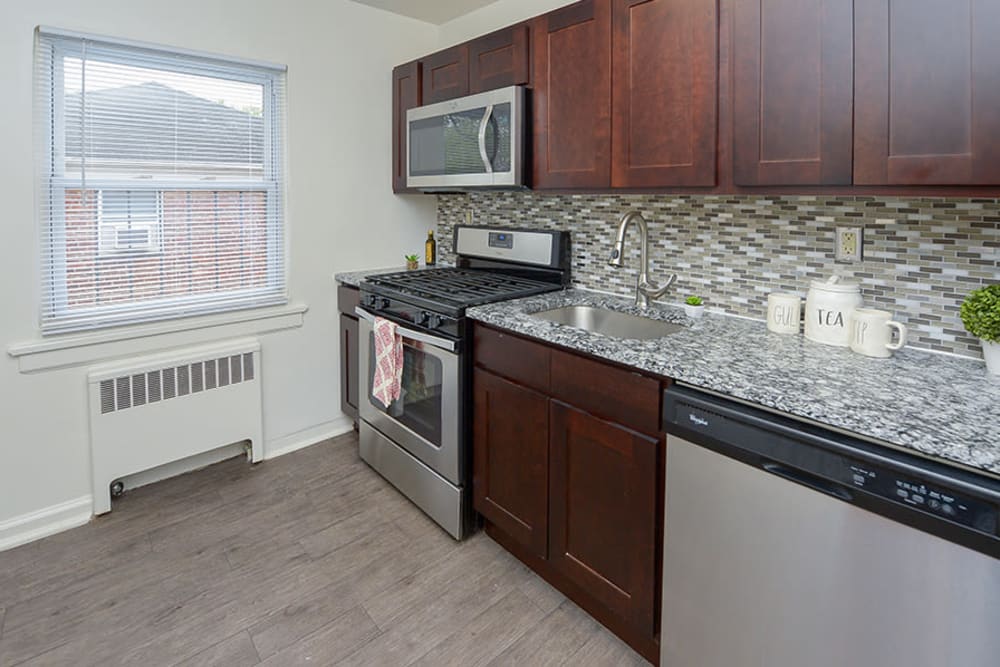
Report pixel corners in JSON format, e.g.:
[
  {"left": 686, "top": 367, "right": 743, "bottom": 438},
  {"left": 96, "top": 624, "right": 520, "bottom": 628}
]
[
  {"left": 0, "top": 495, "right": 93, "bottom": 552},
  {"left": 265, "top": 416, "right": 355, "bottom": 460}
]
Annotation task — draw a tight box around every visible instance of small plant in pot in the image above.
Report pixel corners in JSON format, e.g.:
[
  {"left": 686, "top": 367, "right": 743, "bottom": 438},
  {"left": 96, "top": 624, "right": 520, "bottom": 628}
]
[
  {"left": 683, "top": 296, "right": 705, "bottom": 319},
  {"left": 405, "top": 254, "right": 420, "bottom": 270},
  {"left": 960, "top": 284, "right": 1000, "bottom": 375}
]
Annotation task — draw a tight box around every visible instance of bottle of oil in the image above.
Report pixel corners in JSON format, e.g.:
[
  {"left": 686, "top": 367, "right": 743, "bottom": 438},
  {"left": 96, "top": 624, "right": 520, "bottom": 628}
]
[{"left": 425, "top": 230, "right": 437, "bottom": 266}]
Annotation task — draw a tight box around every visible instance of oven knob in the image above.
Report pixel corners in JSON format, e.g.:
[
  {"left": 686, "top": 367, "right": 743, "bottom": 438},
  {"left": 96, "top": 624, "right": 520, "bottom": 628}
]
[
  {"left": 380, "top": 298, "right": 391, "bottom": 309},
  {"left": 367, "top": 294, "right": 377, "bottom": 307},
  {"left": 419, "top": 311, "right": 430, "bottom": 325},
  {"left": 428, "top": 314, "right": 442, "bottom": 329}
]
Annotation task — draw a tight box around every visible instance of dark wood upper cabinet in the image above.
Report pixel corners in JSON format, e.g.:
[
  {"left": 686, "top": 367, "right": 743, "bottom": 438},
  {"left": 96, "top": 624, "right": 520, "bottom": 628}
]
[
  {"left": 473, "top": 368, "right": 550, "bottom": 559},
  {"left": 469, "top": 24, "right": 531, "bottom": 93},
  {"left": 854, "top": 0, "right": 1000, "bottom": 185},
  {"left": 733, "top": 0, "right": 853, "bottom": 186},
  {"left": 420, "top": 45, "right": 470, "bottom": 104},
  {"left": 611, "top": 0, "right": 718, "bottom": 187},
  {"left": 391, "top": 61, "right": 421, "bottom": 193},
  {"left": 549, "top": 400, "right": 659, "bottom": 636},
  {"left": 532, "top": 0, "right": 613, "bottom": 189}
]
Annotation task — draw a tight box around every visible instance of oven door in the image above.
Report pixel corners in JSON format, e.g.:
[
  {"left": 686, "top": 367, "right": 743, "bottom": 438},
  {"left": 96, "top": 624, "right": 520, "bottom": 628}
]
[{"left": 357, "top": 310, "right": 462, "bottom": 485}]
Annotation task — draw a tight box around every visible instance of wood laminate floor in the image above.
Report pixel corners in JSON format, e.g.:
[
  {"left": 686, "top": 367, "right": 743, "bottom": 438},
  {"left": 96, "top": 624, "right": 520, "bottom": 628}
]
[{"left": 0, "top": 432, "right": 648, "bottom": 666}]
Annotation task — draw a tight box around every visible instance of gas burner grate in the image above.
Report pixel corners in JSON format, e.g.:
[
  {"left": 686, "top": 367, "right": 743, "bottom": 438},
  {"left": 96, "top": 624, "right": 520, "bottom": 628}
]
[{"left": 365, "top": 268, "right": 557, "bottom": 309}]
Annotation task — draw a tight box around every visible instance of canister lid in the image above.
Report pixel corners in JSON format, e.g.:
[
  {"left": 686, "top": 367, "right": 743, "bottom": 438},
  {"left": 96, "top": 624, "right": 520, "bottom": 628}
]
[{"left": 809, "top": 275, "right": 860, "bottom": 293}]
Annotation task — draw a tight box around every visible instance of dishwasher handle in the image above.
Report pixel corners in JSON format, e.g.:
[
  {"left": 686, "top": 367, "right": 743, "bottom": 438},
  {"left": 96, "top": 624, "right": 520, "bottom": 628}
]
[{"left": 762, "top": 461, "right": 854, "bottom": 502}]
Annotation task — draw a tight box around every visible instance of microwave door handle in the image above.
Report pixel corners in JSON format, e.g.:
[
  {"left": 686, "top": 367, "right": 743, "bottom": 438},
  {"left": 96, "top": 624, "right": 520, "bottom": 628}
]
[{"left": 478, "top": 104, "right": 494, "bottom": 173}]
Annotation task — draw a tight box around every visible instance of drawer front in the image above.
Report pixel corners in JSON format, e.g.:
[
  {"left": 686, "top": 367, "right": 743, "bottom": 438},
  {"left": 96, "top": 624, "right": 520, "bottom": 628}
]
[
  {"left": 550, "top": 348, "right": 661, "bottom": 435},
  {"left": 473, "top": 325, "right": 550, "bottom": 393},
  {"left": 337, "top": 284, "right": 360, "bottom": 316}
]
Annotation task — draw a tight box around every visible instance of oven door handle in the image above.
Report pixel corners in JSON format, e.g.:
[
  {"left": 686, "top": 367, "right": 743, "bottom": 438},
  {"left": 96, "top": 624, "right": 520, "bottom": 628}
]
[{"left": 355, "top": 307, "right": 458, "bottom": 353}]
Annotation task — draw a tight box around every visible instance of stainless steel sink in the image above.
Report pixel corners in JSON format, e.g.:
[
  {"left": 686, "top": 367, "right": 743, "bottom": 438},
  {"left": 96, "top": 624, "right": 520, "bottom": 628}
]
[{"left": 531, "top": 305, "right": 684, "bottom": 340}]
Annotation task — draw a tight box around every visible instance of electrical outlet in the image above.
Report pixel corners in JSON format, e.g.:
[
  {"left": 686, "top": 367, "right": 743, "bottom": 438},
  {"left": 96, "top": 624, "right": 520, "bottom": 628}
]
[
  {"left": 835, "top": 227, "right": 863, "bottom": 262},
  {"left": 466, "top": 210, "right": 474, "bottom": 225}
]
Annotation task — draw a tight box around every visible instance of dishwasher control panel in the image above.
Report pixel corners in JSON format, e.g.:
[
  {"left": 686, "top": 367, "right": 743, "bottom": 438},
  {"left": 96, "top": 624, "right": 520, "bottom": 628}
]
[
  {"left": 664, "top": 385, "right": 1000, "bottom": 557},
  {"left": 844, "top": 462, "right": 999, "bottom": 536}
]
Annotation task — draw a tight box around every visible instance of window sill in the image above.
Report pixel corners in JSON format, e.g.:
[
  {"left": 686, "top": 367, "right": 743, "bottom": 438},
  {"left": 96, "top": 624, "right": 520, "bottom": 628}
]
[{"left": 8, "top": 303, "right": 308, "bottom": 373}]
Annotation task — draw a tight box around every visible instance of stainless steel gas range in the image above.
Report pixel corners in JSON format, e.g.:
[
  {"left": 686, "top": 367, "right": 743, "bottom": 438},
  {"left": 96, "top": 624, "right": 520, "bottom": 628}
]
[{"left": 356, "top": 225, "right": 571, "bottom": 538}]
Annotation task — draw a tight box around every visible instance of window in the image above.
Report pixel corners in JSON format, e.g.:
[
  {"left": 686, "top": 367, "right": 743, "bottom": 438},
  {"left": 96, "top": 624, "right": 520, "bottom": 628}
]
[
  {"left": 35, "top": 28, "right": 287, "bottom": 334},
  {"left": 97, "top": 190, "right": 162, "bottom": 256}
]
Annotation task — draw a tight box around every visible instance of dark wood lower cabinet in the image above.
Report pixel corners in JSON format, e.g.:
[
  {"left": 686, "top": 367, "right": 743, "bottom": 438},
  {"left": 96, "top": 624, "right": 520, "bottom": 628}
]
[
  {"left": 472, "top": 324, "right": 663, "bottom": 664},
  {"left": 549, "top": 400, "right": 659, "bottom": 636},
  {"left": 337, "top": 285, "right": 361, "bottom": 423},
  {"left": 473, "top": 369, "right": 550, "bottom": 559},
  {"left": 339, "top": 313, "right": 359, "bottom": 421}
]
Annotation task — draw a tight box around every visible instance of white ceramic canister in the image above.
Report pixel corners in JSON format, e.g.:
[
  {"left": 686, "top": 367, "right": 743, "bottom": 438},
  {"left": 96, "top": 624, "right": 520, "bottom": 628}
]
[
  {"left": 767, "top": 292, "right": 803, "bottom": 335},
  {"left": 804, "top": 276, "right": 863, "bottom": 347}
]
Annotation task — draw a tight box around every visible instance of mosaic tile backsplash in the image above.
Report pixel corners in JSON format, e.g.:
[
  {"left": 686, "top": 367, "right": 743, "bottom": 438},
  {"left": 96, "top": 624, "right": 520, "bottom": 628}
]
[{"left": 437, "top": 193, "right": 1000, "bottom": 359}]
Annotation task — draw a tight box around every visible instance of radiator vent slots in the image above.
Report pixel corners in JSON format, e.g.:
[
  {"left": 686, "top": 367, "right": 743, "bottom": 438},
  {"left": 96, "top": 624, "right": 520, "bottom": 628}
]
[{"left": 99, "top": 352, "right": 255, "bottom": 414}]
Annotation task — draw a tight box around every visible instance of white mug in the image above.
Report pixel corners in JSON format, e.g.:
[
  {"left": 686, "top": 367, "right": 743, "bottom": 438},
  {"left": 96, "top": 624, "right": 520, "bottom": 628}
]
[
  {"left": 767, "top": 292, "right": 803, "bottom": 335},
  {"left": 850, "top": 309, "right": 907, "bottom": 358}
]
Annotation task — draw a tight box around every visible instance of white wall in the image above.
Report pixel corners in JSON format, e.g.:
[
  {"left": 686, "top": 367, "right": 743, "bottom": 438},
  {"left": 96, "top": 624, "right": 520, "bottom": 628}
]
[
  {"left": 436, "top": 0, "right": 577, "bottom": 46},
  {"left": 0, "top": 0, "right": 438, "bottom": 543}
]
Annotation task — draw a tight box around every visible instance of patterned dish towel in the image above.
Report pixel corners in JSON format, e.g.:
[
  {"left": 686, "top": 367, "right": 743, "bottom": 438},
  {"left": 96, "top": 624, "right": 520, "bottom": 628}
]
[{"left": 371, "top": 317, "right": 404, "bottom": 408}]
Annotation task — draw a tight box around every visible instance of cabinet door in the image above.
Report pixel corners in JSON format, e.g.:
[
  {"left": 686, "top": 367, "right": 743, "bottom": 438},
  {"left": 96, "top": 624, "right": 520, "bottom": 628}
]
[
  {"left": 854, "top": 0, "right": 1000, "bottom": 185},
  {"left": 733, "top": 0, "right": 853, "bottom": 185},
  {"left": 469, "top": 24, "right": 530, "bottom": 94},
  {"left": 339, "top": 313, "right": 359, "bottom": 420},
  {"left": 533, "top": 0, "right": 612, "bottom": 189},
  {"left": 473, "top": 369, "right": 550, "bottom": 559},
  {"left": 611, "top": 0, "right": 718, "bottom": 187},
  {"left": 421, "top": 45, "right": 470, "bottom": 104},
  {"left": 392, "top": 61, "right": 421, "bottom": 193},
  {"left": 549, "top": 401, "right": 659, "bottom": 634}
]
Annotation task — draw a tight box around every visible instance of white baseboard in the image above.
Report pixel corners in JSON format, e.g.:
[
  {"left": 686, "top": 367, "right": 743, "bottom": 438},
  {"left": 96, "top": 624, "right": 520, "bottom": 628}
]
[
  {"left": 265, "top": 416, "right": 355, "bottom": 460},
  {"left": 0, "top": 495, "right": 92, "bottom": 552},
  {"left": 0, "top": 418, "right": 354, "bottom": 552}
]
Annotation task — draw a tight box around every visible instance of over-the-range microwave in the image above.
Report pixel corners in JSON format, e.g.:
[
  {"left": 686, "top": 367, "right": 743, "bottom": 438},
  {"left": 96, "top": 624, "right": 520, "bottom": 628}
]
[{"left": 406, "top": 85, "right": 526, "bottom": 191}]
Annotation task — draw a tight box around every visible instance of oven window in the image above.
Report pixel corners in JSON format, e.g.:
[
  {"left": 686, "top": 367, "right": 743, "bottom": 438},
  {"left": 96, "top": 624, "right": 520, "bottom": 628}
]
[{"left": 368, "top": 338, "right": 444, "bottom": 446}]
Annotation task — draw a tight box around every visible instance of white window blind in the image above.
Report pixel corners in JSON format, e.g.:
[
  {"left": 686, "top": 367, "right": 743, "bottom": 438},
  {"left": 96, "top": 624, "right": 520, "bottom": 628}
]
[{"left": 34, "top": 28, "right": 287, "bottom": 334}]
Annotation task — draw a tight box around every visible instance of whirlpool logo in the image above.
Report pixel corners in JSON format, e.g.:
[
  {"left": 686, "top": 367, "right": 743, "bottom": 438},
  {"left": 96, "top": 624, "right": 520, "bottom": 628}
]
[{"left": 688, "top": 413, "right": 709, "bottom": 427}]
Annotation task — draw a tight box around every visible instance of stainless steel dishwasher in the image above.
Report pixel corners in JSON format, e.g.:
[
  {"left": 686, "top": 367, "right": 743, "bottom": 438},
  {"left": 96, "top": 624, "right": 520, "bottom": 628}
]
[{"left": 661, "top": 385, "right": 1000, "bottom": 667}]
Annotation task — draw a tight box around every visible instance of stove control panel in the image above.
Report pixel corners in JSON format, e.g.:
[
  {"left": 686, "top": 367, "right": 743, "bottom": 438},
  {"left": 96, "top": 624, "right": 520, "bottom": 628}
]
[
  {"left": 488, "top": 232, "right": 514, "bottom": 249},
  {"left": 358, "top": 288, "right": 461, "bottom": 340}
]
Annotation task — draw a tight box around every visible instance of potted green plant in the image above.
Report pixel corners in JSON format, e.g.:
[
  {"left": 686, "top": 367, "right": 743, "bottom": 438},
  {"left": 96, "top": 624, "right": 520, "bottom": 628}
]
[
  {"left": 960, "top": 284, "right": 1000, "bottom": 375},
  {"left": 405, "top": 254, "right": 420, "bottom": 271},
  {"left": 683, "top": 295, "right": 705, "bottom": 319}
]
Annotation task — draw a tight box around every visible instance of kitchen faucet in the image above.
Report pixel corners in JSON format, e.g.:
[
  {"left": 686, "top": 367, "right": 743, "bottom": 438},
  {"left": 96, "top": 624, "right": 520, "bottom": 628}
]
[{"left": 608, "top": 210, "right": 677, "bottom": 309}]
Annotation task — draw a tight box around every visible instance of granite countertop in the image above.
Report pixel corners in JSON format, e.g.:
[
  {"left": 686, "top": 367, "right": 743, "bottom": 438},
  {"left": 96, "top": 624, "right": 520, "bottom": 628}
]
[{"left": 467, "top": 289, "right": 1000, "bottom": 476}]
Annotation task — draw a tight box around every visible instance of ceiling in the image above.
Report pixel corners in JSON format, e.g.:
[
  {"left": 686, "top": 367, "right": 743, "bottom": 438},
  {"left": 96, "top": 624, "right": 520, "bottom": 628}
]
[{"left": 349, "top": 0, "right": 501, "bottom": 25}]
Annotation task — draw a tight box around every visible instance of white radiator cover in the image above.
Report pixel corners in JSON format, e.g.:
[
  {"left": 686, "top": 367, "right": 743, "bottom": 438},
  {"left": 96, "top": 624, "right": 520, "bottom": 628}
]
[{"left": 87, "top": 337, "right": 263, "bottom": 514}]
